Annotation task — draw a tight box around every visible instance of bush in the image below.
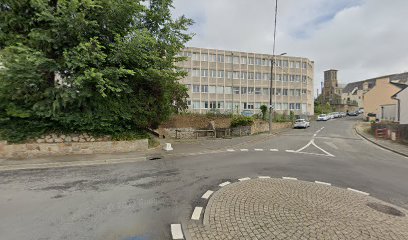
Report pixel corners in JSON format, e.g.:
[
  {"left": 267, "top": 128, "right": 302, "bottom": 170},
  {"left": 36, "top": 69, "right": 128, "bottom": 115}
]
[{"left": 230, "top": 116, "right": 254, "bottom": 128}]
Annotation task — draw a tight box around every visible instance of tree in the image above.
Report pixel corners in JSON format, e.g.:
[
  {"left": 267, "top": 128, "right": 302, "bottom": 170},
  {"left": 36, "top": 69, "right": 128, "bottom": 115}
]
[
  {"left": 260, "top": 104, "right": 268, "bottom": 120},
  {"left": 0, "top": 0, "right": 193, "bottom": 142}
]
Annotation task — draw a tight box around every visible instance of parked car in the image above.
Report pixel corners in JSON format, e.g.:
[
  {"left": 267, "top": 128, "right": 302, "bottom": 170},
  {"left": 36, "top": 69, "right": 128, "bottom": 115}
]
[
  {"left": 348, "top": 111, "right": 358, "bottom": 116},
  {"left": 317, "top": 114, "right": 329, "bottom": 121},
  {"left": 294, "top": 119, "right": 310, "bottom": 128},
  {"left": 340, "top": 112, "right": 347, "bottom": 117},
  {"left": 333, "top": 112, "right": 341, "bottom": 118}
]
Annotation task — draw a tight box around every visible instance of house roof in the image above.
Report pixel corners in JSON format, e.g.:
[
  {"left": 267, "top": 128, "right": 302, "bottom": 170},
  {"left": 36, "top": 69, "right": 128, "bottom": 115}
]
[
  {"left": 343, "top": 72, "right": 408, "bottom": 94},
  {"left": 391, "top": 84, "right": 408, "bottom": 98}
]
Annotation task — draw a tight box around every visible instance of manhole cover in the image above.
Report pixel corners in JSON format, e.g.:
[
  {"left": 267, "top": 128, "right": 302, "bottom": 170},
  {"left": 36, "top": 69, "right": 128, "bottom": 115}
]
[{"left": 367, "top": 202, "right": 406, "bottom": 217}]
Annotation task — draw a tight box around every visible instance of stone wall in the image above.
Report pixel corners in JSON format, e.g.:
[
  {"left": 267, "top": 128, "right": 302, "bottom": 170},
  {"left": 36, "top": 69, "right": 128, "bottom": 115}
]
[
  {"left": 0, "top": 139, "right": 148, "bottom": 159},
  {"left": 34, "top": 133, "right": 111, "bottom": 143}
]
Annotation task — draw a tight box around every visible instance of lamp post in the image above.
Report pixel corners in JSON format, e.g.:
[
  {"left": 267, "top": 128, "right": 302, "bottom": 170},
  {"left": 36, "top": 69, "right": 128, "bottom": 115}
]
[{"left": 269, "top": 52, "right": 286, "bottom": 134}]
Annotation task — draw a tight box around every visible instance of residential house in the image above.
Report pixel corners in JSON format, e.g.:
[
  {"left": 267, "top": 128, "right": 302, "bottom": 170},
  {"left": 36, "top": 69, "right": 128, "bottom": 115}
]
[{"left": 392, "top": 85, "right": 408, "bottom": 124}]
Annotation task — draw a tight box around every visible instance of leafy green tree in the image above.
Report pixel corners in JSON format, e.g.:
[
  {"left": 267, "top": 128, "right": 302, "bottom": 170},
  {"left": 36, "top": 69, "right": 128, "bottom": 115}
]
[
  {"left": 260, "top": 104, "right": 268, "bottom": 120},
  {"left": 0, "top": 0, "right": 193, "bottom": 142}
]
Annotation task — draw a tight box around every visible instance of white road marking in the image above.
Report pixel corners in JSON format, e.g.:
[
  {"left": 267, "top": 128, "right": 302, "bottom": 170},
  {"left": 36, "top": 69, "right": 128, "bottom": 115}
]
[
  {"left": 238, "top": 177, "right": 251, "bottom": 181},
  {"left": 219, "top": 181, "right": 231, "bottom": 187},
  {"left": 170, "top": 224, "right": 184, "bottom": 240},
  {"left": 258, "top": 176, "right": 271, "bottom": 179},
  {"left": 282, "top": 177, "right": 298, "bottom": 180},
  {"left": 290, "top": 151, "right": 333, "bottom": 157},
  {"left": 270, "top": 148, "right": 279, "bottom": 151},
  {"left": 311, "top": 139, "right": 335, "bottom": 157},
  {"left": 254, "top": 149, "right": 264, "bottom": 151},
  {"left": 296, "top": 140, "right": 313, "bottom": 152},
  {"left": 313, "top": 134, "right": 317, "bottom": 137},
  {"left": 285, "top": 150, "right": 295, "bottom": 153},
  {"left": 240, "top": 149, "right": 249, "bottom": 152},
  {"left": 347, "top": 188, "right": 370, "bottom": 196},
  {"left": 315, "top": 181, "right": 332, "bottom": 186},
  {"left": 191, "top": 207, "right": 203, "bottom": 220},
  {"left": 226, "top": 149, "right": 235, "bottom": 152},
  {"left": 201, "top": 190, "right": 214, "bottom": 199}
]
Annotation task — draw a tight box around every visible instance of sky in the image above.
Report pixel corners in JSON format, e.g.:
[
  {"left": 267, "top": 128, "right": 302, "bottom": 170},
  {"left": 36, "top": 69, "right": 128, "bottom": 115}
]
[{"left": 171, "top": 0, "right": 408, "bottom": 93}]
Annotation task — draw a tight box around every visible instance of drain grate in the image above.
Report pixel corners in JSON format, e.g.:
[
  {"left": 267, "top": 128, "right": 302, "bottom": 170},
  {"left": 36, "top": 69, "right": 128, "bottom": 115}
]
[{"left": 367, "top": 202, "right": 405, "bottom": 217}]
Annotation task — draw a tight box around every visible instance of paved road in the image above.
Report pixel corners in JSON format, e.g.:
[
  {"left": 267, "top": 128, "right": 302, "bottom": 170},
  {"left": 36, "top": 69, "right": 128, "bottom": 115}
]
[{"left": 0, "top": 118, "right": 407, "bottom": 240}]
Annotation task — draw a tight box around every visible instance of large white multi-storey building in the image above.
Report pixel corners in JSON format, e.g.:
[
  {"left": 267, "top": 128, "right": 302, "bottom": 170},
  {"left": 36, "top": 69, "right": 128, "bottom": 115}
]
[{"left": 176, "top": 47, "right": 314, "bottom": 115}]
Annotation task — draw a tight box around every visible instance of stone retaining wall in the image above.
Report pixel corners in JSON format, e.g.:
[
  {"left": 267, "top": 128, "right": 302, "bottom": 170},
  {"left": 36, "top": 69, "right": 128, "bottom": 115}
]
[{"left": 0, "top": 139, "right": 148, "bottom": 159}]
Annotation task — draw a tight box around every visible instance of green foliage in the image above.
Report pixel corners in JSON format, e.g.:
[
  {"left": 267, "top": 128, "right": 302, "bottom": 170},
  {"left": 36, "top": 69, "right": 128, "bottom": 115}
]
[
  {"left": 260, "top": 105, "right": 268, "bottom": 120},
  {"left": 0, "top": 0, "right": 193, "bottom": 142},
  {"left": 314, "top": 100, "right": 334, "bottom": 114},
  {"left": 230, "top": 116, "right": 254, "bottom": 128},
  {"left": 289, "top": 111, "right": 295, "bottom": 122}
]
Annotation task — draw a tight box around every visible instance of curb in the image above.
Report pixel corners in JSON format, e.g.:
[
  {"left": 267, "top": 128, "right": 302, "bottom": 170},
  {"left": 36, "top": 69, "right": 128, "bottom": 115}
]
[{"left": 354, "top": 125, "right": 408, "bottom": 158}]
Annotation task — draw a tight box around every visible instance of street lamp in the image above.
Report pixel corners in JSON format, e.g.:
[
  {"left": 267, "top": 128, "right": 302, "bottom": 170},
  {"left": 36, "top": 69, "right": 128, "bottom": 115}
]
[{"left": 269, "top": 52, "right": 286, "bottom": 134}]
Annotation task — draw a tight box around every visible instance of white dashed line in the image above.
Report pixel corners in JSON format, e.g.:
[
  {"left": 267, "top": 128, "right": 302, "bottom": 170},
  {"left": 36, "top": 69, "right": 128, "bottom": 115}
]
[
  {"left": 238, "top": 177, "right": 251, "bottom": 181},
  {"left": 191, "top": 207, "right": 203, "bottom": 220},
  {"left": 254, "top": 149, "right": 264, "bottom": 151},
  {"left": 315, "top": 181, "right": 332, "bottom": 186},
  {"left": 201, "top": 190, "right": 214, "bottom": 199},
  {"left": 226, "top": 149, "right": 235, "bottom": 152},
  {"left": 270, "top": 149, "right": 279, "bottom": 152},
  {"left": 282, "top": 177, "right": 298, "bottom": 180},
  {"left": 170, "top": 224, "right": 184, "bottom": 240},
  {"left": 347, "top": 188, "right": 370, "bottom": 196},
  {"left": 219, "top": 181, "right": 231, "bottom": 187},
  {"left": 240, "top": 149, "right": 249, "bottom": 152},
  {"left": 285, "top": 150, "right": 295, "bottom": 153},
  {"left": 258, "top": 176, "right": 271, "bottom": 179}
]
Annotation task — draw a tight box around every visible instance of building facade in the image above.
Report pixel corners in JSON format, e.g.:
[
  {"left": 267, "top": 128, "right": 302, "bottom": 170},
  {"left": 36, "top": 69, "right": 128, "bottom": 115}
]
[
  {"left": 392, "top": 85, "right": 408, "bottom": 124},
  {"left": 176, "top": 47, "right": 314, "bottom": 115}
]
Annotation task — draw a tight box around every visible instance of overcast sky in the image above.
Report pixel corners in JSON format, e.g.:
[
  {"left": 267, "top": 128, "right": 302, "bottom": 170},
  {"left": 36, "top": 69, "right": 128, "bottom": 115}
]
[{"left": 172, "top": 0, "right": 408, "bottom": 92}]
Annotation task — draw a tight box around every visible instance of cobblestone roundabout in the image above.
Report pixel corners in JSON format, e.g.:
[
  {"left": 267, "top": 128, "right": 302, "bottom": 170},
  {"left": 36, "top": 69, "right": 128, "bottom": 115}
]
[{"left": 187, "top": 178, "right": 408, "bottom": 240}]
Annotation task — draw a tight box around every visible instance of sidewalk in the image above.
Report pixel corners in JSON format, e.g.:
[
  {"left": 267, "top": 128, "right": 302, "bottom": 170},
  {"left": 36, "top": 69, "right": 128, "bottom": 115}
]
[{"left": 355, "top": 122, "right": 408, "bottom": 157}]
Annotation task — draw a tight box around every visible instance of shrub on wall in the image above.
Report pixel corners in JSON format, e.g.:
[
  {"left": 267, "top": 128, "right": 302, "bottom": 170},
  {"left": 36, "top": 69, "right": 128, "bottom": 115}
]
[{"left": 230, "top": 116, "right": 254, "bottom": 128}]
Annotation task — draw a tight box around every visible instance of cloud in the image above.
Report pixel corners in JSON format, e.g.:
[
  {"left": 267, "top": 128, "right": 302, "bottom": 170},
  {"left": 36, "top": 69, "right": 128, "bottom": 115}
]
[{"left": 172, "top": 0, "right": 408, "bottom": 92}]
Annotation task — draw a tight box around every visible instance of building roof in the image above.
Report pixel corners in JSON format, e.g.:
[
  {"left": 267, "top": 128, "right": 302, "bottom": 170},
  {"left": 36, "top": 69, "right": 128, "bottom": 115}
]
[
  {"left": 343, "top": 72, "right": 408, "bottom": 94},
  {"left": 391, "top": 83, "right": 408, "bottom": 98}
]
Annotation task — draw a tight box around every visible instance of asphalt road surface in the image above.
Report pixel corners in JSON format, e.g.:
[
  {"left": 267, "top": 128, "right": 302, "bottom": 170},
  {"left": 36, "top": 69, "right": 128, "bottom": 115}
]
[{"left": 0, "top": 118, "right": 407, "bottom": 240}]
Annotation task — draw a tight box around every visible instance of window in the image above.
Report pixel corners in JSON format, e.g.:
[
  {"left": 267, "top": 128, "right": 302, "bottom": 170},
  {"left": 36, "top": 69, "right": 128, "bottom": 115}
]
[
  {"left": 202, "top": 101, "right": 208, "bottom": 109},
  {"left": 182, "top": 51, "right": 192, "bottom": 57},
  {"left": 201, "top": 69, "right": 208, "bottom": 77},
  {"left": 302, "top": 103, "right": 307, "bottom": 112},
  {"left": 276, "top": 60, "right": 281, "bottom": 67},
  {"left": 225, "top": 56, "right": 232, "bottom": 63},
  {"left": 217, "top": 55, "right": 224, "bottom": 63},
  {"left": 241, "top": 87, "right": 247, "bottom": 94},
  {"left": 275, "top": 103, "right": 282, "bottom": 110},
  {"left": 233, "top": 87, "right": 240, "bottom": 94},
  {"left": 282, "top": 103, "right": 288, "bottom": 110},
  {"left": 282, "top": 60, "right": 288, "bottom": 68},
  {"left": 218, "top": 70, "right": 224, "bottom": 78},
  {"left": 248, "top": 57, "right": 254, "bottom": 65},
  {"left": 295, "top": 89, "right": 301, "bottom": 96},
  {"left": 233, "top": 56, "right": 240, "bottom": 64},
  {"left": 302, "top": 62, "right": 307, "bottom": 69},
  {"left": 201, "top": 85, "right": 208, "bottom": 93},
  {"left": 295, "top": 62, "right": 300, "bottom": 69},
  {"left": 210, "top": 70, "right": 217, "bottom": 78},
  {"left": 208, "top": 85, "right": 216, "bottom": 93},
  {"left": 282, "top": 75, "right": 288, "bottom": 82},
  {"left": 295, "top": 75, "right": 301, "bottom": 82},
  {"left": 262, "top": 88, "right": 269, "bottom": 95},
  {"left": 192, "top": 53, "right": 200, "bottom": 61},
  {"left": 255, "top": 102, "right": 261, "bottom": 109},
  {"left": 241, "top": 57, "right": 247, "bottom": 64},
  {"left": 289, "top": 61, "right": 295, "bottom": 68},
  {"left": 247, "top": 103, "right": 254, "bottom": 109},
  {"left": 192, "top": 69, "right": 200, "bottom": 77},
  {"left": 192, "top": 101, "right": 200, "bottom": 109},
  {"left": 209, "top": 54, "right": 216, "bottom": 62},
  {"left": 225, "top": 87, "right": 232, "bottom": 94},
  {"left": 276, "top": 88, "right": 282, "bottom": 96},
  {"left": 289, "top": 75, "right": 295, "bottom": 82},
  {"left": 248, "top": 72, "right": 254, "bottom": 80},
  {"left": 262, "top": 59, "right": 268, "bottom": 66},
  {"left": 193, "top": 85, "right": 200, "bottom": 93},
  {"left": 302, "top": 76, "right": 307, "bottom": 83},
  {"left": 255, "top": 72, "right": 262, "bottom": 80},
  {"left": 296, "top": 103, "right": 301, "bottom": 110},
  {"left": 276, "top": 74, "right": 282, "bottom": 81},
  {"left": 289, "top": 89, "right": 295, "bottom": 96},
  {"left": 225, "top": 101, "right": 232, "bottom": 110},
  {"left": 289, "top": 103, "right": 295, "bottom": 110},
  {"left": 241, "top": 72, "right": 247, "bottom": 80},
  {"left": 233, "top": 71, "right": 240, "bottom": 79},
  {"left": 255, "top": 88, "right": 261, "bottom": 95},
  {"left": 209, "top": 101, "right": 216, "bottom": 109},
  {"left": 248, "top": 87, "right": 254, "bottom": 94},
  {"left": 201, "top": 54, "right": 208, "bottom": 61},
  {"left": 227, "top": 71, "right": 233, "bottom": 79},
  {"left": 216, "top": 86, "right": 224, "bottom": 94},
  {"left": 217, "top": 101, "right": 224, "bottom": 109},
  {"left": 283, "top": 89, "right": 288, "bottom": 96},
  {"left": 263, "top": 73, "right": 270, "bottom": 80},
  {"left": 255, "top": 58, "right": 262, "bottom": 65},
  {"left": 302, "top": 89, "right": 306, "bottom": 95}
]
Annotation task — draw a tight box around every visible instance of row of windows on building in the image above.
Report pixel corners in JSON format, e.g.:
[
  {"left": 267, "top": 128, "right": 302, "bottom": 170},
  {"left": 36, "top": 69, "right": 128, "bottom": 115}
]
[
  {"left": 185, "top": 69, "right": 310, "bottom": 82},
  {"left": 188, "top": 101, "right": 306, "bottom": 111},
  {"left": 187, "top": 85, "right": 307, "bottom": 96},
  {"left": 180, "top": 52, "right": 312, "bottom": 69}
]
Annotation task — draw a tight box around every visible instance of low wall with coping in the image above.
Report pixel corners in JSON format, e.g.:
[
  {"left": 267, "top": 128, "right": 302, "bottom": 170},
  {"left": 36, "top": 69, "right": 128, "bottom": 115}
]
[{"left": 0, "top": 139, "right": 148, "bottom": 159}]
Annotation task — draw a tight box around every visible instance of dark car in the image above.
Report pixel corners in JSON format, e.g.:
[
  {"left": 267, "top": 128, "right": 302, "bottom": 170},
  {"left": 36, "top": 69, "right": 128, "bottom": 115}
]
[{"left": 348, "top": 111, "right": 358, "bottom": 116}]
